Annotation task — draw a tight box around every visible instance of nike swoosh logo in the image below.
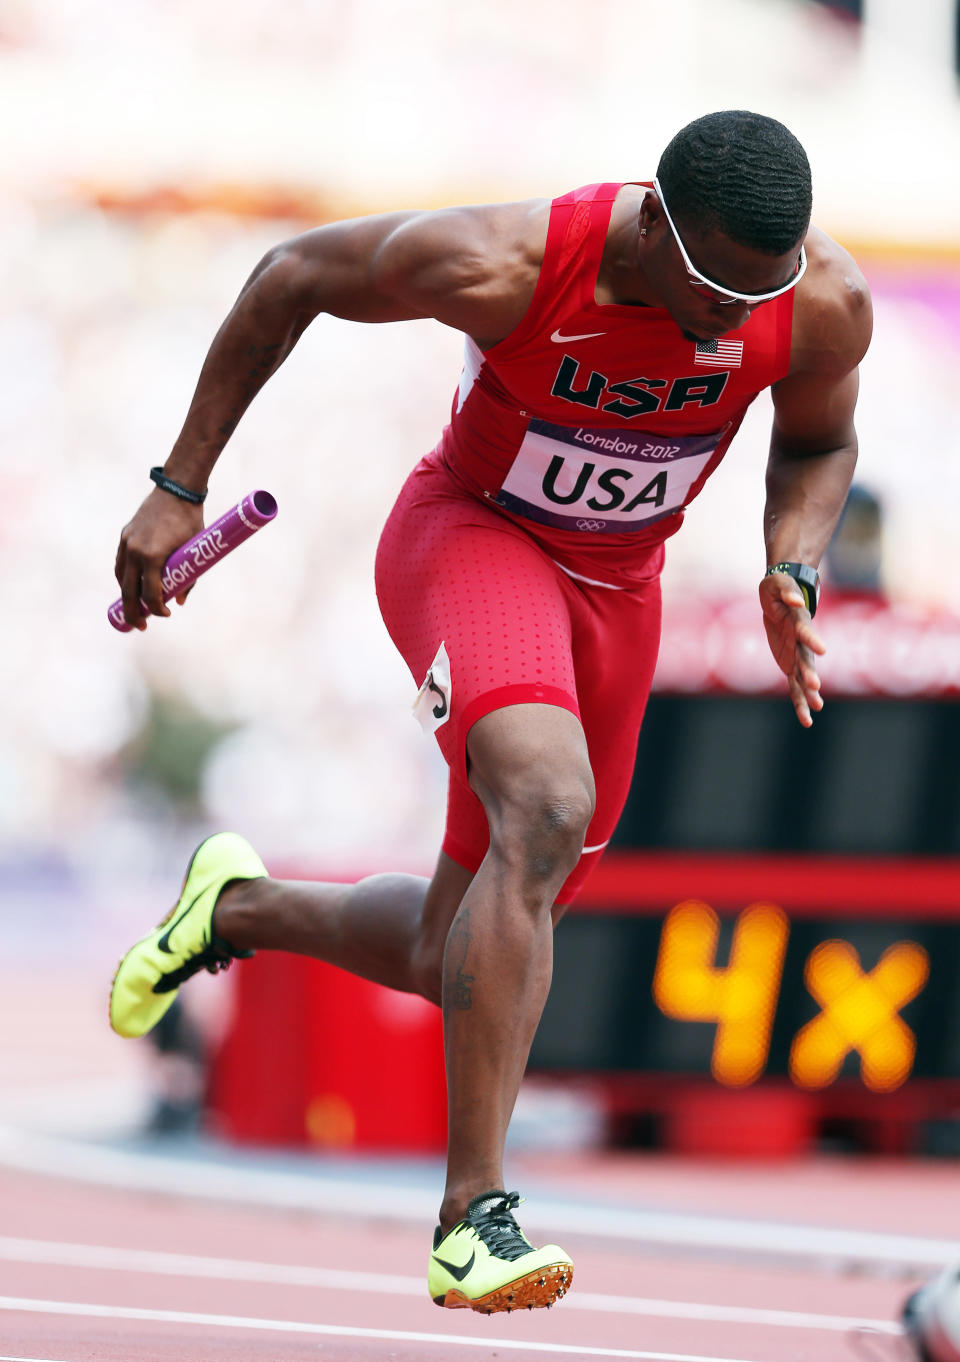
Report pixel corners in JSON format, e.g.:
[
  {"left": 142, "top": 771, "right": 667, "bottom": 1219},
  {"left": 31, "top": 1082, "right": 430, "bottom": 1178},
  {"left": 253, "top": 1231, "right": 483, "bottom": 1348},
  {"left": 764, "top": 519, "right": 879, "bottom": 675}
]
[
  {"left": 157, "top": 893, "right": 203, "bottom": 955},
  {"left": 432, "top": 1250, "right": 475, "bottom": 1281},
  {"left": 550, "top": 328, "right": 606, "bottom": 343}
]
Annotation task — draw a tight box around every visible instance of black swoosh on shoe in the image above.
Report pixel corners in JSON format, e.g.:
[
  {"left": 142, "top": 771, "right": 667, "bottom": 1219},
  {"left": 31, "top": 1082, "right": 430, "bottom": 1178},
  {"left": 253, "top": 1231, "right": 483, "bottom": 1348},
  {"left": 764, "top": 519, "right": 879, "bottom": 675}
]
[
  {"left": 432, "top": 1251, "right": 475, "bottom": 1282},
  {"left": 157, "top": 892, "right": 205, "bottom": 955}
]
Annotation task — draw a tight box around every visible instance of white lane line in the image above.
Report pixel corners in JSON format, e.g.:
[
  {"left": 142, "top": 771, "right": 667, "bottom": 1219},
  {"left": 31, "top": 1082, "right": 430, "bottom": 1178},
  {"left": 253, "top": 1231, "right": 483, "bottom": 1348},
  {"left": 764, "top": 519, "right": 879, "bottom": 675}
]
[
  {"left": 0, "top": 1296, "right": 768, "bottom": 1360},
  {"left": 0, "top": 1126, "right": 955, "bottom": 1272},
  {"left": 0, "top": 1237, "right": 902, "bottom": 1334},
  {"left": 0, "top": 1356, "right": 81, "bottom": 1362},
  {"left": 575, "top": 1295, "right": 901, "bottom": 1334},
  {"left": 0, "top": 1235, "right": 420, "bottom": 1295}
]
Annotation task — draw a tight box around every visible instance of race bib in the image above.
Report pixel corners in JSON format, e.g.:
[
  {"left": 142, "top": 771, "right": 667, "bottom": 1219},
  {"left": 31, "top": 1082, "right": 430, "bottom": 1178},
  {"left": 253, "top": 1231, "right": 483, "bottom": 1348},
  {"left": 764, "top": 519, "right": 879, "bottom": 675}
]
[{"left": 494, "top": 418, "right": 726, "bottom": 533}]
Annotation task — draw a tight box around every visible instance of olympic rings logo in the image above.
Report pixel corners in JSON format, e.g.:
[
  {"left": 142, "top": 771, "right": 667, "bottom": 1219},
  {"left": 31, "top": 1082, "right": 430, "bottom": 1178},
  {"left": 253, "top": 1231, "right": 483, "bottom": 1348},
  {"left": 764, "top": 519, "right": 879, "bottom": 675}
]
[{"left": 575, "top": 518, "right": 606, "bottom": 532}]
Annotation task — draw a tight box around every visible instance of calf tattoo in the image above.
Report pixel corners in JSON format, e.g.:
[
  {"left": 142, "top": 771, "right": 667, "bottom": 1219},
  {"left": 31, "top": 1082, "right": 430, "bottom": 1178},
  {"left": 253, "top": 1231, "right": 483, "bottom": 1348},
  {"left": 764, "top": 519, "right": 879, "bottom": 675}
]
[
  {"left": 445, "top": 908, "right": 475, "bottom": 1015},
  {"left": 453, "top": 965, "right": 475, "bottom": 1011}
]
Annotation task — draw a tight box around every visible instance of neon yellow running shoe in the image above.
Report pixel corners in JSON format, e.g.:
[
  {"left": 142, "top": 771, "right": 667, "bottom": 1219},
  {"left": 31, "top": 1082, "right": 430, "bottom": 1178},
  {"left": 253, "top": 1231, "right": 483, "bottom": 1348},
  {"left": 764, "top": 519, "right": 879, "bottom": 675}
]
[
  {"left": 428, "top": 1190, "right": 574, "bottom": 1314},
  {"left": 109, "top": 832, "right": 267, "bottom": 1039}
]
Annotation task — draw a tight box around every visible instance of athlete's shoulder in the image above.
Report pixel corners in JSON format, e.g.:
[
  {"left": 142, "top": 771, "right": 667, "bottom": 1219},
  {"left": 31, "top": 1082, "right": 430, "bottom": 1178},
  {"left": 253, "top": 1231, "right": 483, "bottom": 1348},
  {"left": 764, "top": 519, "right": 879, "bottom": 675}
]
[
  {"left": 372, "top": 197, "right": 551, "bottom": 340},
  {"left": 376, "top": 198, "right": 550, "bottom": 272},
  {"left": 788, "top": 227, "right": 873, "bottom": 378}
]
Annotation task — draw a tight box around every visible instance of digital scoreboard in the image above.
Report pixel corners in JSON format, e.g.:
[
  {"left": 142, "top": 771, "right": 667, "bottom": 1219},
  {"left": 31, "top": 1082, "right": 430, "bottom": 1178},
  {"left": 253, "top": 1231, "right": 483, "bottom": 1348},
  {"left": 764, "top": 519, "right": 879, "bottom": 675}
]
[{"left": 530, "top": 855, "right": 960, "bottom": 1094}]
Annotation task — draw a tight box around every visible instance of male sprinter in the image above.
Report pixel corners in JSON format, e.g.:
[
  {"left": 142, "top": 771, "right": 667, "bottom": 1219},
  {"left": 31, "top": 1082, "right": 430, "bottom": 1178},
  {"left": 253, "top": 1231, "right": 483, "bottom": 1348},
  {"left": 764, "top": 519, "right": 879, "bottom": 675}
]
[{"left": 110, "top": 111, "right": 872, "bottom": 1314}]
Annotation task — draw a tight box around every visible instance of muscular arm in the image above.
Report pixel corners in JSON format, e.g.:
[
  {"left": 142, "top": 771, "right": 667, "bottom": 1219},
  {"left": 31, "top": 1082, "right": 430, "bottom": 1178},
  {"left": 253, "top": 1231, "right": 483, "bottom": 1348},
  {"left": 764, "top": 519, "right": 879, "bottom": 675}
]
[
  {"left": 760, "top": 229, "right": 873, "bottom": 724},
  {"left": 166, "top": 202, "right": 546, "bottom": 488},
  {"left": 116, "top": 200, "right": 547, "bottom": 626}
]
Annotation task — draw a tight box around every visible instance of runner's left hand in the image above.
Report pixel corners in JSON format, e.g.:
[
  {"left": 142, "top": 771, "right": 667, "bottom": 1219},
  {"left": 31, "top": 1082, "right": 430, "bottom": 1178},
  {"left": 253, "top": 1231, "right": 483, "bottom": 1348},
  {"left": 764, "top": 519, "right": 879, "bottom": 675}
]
[{"left": 759, "top": 572, "right": 826, "bottom": 727}]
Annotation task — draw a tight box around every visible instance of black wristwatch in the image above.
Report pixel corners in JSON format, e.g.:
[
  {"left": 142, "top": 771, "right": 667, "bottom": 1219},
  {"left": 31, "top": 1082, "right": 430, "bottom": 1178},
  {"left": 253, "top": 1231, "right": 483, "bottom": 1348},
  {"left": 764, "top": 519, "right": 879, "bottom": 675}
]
[{"left": 765, "top": 561, "right": 821, "bottom": 617}]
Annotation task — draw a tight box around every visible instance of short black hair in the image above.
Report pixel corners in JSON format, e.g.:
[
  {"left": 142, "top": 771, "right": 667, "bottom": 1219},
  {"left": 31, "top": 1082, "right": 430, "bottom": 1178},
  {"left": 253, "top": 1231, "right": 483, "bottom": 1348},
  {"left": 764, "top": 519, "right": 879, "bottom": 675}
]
[{"left": 656, "top": 110, "right": 812, "bottom": 255}]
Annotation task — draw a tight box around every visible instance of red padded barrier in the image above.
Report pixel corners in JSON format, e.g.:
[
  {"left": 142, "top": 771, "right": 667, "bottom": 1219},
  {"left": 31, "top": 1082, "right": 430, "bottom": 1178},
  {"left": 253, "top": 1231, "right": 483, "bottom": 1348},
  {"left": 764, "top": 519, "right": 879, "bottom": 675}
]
[{"left": 207, "top": 952, "right": 447, "bottom": 1152}]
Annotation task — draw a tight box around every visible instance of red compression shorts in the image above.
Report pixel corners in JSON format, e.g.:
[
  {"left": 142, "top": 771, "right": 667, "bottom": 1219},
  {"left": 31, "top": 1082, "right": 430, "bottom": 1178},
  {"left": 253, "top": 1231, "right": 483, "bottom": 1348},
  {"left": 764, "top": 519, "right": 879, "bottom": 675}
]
[{"left": 375, "top": 452, "right": 663, "bottom": 903}]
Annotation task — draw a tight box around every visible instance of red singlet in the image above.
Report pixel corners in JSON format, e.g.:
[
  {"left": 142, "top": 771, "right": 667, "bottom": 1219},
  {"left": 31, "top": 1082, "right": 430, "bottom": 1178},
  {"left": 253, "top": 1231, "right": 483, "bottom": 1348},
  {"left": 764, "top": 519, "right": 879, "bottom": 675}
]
[{"left": 375, "top": 182, "right": 794, "bottom": 900}]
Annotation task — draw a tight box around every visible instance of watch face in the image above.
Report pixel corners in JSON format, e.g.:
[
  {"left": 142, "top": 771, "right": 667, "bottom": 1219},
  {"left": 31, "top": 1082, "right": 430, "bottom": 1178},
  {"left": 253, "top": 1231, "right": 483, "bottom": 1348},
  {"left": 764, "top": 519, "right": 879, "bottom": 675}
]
[
  {"left": 789, "top": 564, "right": 820, "bottom": 613},
  {"left": 764, "top": 564, "right": 820, "bottom": 612},
  {"left": 798, "top": 565, "right": 820, "bottom": 591}
]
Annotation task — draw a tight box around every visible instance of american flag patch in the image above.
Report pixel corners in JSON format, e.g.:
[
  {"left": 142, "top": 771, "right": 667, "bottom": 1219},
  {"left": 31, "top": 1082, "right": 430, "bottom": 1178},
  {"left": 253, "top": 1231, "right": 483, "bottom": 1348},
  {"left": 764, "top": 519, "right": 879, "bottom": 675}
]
[{"left": 694, "top": 338, "right": 744, "bottom": 369}]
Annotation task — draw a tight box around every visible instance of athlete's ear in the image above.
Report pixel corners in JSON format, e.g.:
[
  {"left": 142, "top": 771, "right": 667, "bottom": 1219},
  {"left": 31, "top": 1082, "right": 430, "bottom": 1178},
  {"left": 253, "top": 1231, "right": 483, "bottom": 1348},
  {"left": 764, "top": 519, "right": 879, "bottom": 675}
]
[{"left": 639, "top": 189, "right": 662, "bottom": 237}]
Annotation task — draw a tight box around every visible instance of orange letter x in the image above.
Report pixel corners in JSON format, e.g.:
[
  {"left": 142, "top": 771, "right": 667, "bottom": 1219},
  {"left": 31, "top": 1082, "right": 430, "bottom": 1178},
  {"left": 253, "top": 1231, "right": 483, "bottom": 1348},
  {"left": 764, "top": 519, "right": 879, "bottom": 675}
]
[{"left": 789, "top": 940, "right": 929, "bottom": 1092}]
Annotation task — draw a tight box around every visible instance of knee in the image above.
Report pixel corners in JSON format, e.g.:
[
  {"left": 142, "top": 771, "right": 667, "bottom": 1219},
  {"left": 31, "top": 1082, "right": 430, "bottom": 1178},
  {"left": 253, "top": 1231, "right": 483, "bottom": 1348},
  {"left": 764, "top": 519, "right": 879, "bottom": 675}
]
[
  {"left": 491, "top": 772, "right": 595, "bottom": 894},
  {"left": 467, "top": 705, "right": 596, "bottom": 903}
]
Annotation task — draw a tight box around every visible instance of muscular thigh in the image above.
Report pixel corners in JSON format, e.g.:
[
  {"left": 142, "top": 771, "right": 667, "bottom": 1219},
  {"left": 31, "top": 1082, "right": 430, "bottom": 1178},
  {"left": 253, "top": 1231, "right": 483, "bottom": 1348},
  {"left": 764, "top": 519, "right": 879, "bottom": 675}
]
[{"left": 437, "top": 569, "right": 661, "bottom": 913}]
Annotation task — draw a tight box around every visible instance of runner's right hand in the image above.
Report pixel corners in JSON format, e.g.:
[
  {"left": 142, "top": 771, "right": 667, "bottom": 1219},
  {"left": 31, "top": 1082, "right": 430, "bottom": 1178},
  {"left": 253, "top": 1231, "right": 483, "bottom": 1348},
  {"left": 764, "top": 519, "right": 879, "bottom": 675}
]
[{"left": 115, "top": 488, "right": 205, "bottom": 630}]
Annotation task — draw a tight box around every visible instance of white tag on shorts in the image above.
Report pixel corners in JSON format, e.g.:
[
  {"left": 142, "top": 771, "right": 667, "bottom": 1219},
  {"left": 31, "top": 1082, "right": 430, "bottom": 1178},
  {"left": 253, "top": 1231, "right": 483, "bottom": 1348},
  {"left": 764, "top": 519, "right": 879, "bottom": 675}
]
[{"left": 413, "top": 641, "right": 452, "bottom": 735}]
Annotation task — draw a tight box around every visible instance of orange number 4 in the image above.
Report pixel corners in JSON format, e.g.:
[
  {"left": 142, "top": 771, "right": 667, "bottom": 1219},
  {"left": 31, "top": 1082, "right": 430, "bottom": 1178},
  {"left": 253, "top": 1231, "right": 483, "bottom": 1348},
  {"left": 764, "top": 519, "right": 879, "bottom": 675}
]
[{"left": 653, "top": 901, "right": 789, "bottom": 1087}]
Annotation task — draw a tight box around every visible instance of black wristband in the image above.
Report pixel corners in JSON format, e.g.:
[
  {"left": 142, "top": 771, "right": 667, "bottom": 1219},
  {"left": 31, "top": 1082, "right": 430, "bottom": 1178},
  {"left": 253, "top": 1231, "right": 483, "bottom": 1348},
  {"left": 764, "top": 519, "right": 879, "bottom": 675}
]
[
  {"left": 150, "top": 466, "right": 207, "bottom": 504},
  {"left": 765, "top": 561, "right": 821, "bottom": 617}
]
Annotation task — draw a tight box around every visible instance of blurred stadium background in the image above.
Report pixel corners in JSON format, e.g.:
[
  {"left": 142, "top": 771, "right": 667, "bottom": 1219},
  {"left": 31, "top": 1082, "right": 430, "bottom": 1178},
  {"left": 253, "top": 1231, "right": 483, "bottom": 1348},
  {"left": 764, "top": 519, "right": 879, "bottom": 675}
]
[{"left": 3, "top": 0, "right": 960, "bottom": 1160}]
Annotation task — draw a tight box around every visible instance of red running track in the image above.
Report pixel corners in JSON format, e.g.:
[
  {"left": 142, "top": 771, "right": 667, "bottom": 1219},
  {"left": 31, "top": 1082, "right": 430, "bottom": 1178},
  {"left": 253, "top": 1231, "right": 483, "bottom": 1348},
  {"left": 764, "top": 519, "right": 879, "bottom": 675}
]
[{"left": 0, "top": 1163, "right": 920, "bottom": 1362}]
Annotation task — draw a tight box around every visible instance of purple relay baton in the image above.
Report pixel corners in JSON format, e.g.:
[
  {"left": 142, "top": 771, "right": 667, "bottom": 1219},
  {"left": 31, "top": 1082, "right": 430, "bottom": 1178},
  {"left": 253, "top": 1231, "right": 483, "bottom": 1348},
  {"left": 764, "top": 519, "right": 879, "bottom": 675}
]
[{"left": 108, "top": 489, "right": 278, "bottom": 633}]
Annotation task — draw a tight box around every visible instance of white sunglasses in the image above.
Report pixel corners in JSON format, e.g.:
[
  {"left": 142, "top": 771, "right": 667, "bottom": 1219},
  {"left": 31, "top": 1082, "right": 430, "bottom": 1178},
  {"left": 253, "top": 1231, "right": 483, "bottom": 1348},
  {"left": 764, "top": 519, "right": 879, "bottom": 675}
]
[{"left": 652, "top": 175, "right": 807, "bottom": 306}]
